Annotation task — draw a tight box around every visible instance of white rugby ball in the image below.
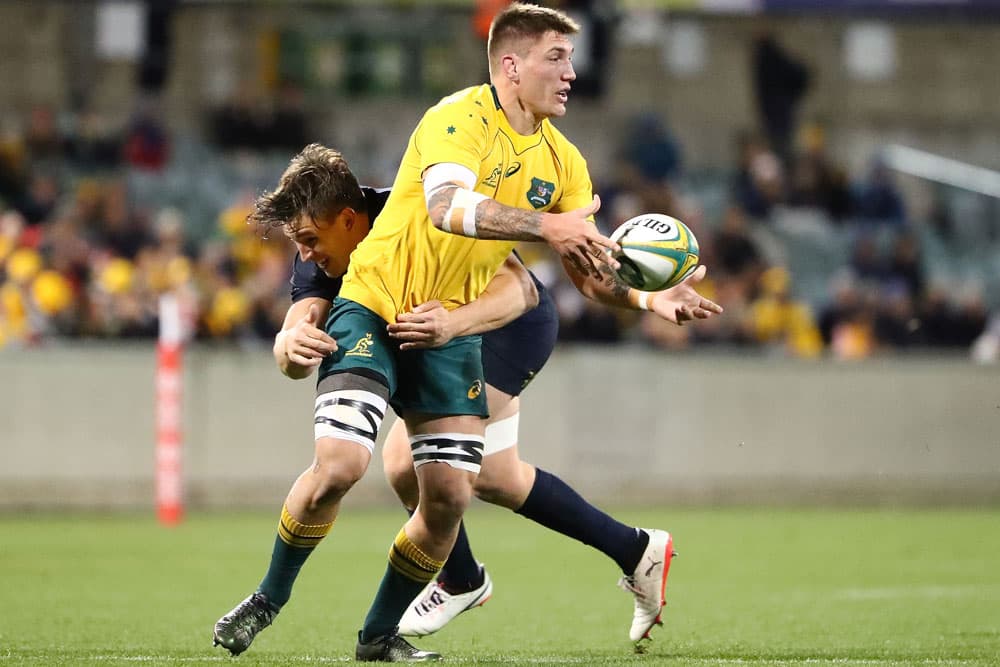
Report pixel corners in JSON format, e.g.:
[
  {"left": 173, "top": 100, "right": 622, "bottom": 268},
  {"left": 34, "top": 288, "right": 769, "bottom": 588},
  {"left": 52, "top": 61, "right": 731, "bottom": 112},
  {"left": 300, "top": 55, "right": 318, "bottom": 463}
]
[{"left": 609, "top": 213, "right": 700, "bottom": 291}]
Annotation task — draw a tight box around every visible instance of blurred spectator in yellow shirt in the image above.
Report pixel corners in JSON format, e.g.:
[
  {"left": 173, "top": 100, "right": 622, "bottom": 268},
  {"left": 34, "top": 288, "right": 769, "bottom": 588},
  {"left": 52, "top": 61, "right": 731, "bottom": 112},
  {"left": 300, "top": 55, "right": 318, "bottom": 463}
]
[{"left": 749, "top": 266, "right": 823, "bottom": 358}]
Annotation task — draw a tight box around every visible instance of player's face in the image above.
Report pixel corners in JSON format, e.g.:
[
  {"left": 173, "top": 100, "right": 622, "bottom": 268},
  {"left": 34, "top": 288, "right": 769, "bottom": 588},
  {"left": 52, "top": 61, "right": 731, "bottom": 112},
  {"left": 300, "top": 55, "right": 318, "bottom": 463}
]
[
  {"left": 287, "top": 210, "right": 358, "bottom": 278},
  {"left": 517, "top": 31, "right": 576, "bottom": 120}
]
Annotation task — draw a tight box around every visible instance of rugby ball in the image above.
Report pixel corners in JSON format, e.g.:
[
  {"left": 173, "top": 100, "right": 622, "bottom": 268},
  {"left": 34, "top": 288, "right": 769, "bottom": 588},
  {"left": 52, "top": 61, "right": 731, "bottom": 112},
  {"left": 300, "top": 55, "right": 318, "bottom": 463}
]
[{"left": 609, "top": 213, "right": 700, "bottom": 291}]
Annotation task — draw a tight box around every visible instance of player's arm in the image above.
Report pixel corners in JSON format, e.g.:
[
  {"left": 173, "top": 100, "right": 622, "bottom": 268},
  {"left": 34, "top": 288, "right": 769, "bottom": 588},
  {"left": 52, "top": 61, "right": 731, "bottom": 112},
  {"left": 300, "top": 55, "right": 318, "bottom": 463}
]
[
  {"left": 273, "top": 297, "right": 337, "bottom": 379},
  {"left": 387, "top": 252, "right": 538, "bottom": 351},
  {"left": 565, "top": 260, "right": 723, "bottom": 325},
  {"left": 422, "top": 163, "right": 619, "bottom": 278}
]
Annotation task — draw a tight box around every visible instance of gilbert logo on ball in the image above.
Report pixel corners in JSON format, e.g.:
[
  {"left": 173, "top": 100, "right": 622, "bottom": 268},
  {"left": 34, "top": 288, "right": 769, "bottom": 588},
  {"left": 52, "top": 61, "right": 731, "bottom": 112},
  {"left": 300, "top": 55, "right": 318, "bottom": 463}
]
[{"left": 609, "top": 213, "right": 700, "bottom": 291}]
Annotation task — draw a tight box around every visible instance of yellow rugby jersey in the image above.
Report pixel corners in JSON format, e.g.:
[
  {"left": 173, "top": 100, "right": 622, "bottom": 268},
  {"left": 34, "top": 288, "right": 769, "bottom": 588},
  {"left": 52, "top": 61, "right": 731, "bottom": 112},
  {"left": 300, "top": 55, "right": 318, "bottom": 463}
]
[{"left": 341, "top": 84, "right": 594, "bottom": 323}]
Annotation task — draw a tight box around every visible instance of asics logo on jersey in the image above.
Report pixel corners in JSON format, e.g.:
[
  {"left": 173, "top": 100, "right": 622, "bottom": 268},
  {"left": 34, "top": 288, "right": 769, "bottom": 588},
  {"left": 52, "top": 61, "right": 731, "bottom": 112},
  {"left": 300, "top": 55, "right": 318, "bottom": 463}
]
[
  {"left": 527, "top": 177, "right": 555, "bottom": 209},
  {"left": 345, "top": 333, "right": 374, "bottom": 358},
  {"left": 467, "top": 379, "right": 483, "bottom": 399},
  {"left": 483, "top": 162, "right": 523, "bottom": 188}
]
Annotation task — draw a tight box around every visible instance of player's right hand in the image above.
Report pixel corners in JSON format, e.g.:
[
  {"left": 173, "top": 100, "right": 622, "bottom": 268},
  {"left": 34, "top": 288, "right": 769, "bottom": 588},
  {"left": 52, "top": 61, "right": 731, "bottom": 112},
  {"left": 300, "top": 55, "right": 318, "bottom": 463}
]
[
  {"left": 649, "top": 265, "right": 724, "bottom": 325},
  {"left": 540, "top": 195, "right": 620, "bottom": 278},
  {"left": 281, "top": 303, "right": 337, "bottom": 367}
]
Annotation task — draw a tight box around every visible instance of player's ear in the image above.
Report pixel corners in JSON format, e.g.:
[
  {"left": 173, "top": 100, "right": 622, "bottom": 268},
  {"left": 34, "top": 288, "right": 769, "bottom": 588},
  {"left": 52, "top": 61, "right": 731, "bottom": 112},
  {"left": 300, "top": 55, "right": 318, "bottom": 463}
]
[
  {"left": 339, "top": 207, "right": 357, "bottom": 229},
  {"left": 501, "top": 54, "right": 518, "bottom": 82}
]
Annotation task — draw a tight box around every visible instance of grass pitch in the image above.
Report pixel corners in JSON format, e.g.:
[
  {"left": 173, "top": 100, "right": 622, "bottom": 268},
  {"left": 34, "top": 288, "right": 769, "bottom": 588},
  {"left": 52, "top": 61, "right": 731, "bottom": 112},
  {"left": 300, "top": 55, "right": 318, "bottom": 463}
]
[{"left": 1, "top": 506, "right": 998, "bottom": 666}]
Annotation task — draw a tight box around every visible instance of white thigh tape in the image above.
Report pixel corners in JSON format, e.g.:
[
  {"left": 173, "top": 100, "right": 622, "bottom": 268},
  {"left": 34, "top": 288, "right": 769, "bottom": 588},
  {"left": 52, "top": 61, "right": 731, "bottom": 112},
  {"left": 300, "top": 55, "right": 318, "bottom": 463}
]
[
  {"left": 314, "top": 389, "right": 388, "bottom": 453},
  {"left": 484, "top": 412, "right": 519, "bottom": 455},
  {"left": 409, "top": 432, "right": 486, "bottom": 473}
]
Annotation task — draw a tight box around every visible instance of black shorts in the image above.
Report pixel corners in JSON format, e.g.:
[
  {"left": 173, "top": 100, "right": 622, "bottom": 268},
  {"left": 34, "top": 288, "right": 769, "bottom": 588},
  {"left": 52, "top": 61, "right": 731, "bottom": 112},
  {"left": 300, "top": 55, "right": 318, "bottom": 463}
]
[{"left": 482, "top": 281, "right": 558, "bottom": 396}]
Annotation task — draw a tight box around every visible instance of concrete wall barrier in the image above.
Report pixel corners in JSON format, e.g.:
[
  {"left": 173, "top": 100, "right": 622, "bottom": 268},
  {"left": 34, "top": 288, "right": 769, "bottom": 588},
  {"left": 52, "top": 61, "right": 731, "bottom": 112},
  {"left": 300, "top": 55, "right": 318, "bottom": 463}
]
[{"left": 1, "top": 345, "right": 997, "bottom": 509}]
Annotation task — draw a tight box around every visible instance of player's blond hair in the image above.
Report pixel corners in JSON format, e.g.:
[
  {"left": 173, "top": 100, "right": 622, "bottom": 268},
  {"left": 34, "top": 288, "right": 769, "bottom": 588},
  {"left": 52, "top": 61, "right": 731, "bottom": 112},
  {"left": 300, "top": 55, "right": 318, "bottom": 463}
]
[
  {"left": 487, "top": 2, "right": 580, "bottom": 67},
  {"left": 248, "top": 143, "right": 364, "bottom": 234}
]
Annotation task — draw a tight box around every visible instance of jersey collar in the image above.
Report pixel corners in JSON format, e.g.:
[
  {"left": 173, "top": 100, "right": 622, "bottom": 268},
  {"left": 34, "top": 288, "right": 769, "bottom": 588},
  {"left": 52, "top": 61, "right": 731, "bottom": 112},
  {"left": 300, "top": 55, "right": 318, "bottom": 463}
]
[{"left": 489, "top": 85, "right": 545, "bottom": 154}]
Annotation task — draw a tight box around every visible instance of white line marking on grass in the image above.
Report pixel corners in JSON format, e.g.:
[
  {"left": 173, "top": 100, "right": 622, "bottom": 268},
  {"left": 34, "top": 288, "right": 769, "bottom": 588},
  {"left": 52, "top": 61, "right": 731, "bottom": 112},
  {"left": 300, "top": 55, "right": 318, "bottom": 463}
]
[
  {"left": 687, "top": 660, "right": 980, "bottom": 665},
  {"left": 84, "top": 657, "right": 353, "bottom": 663},
  {"left": 3, "top": 657, "right": 984, "bottom": 666}
]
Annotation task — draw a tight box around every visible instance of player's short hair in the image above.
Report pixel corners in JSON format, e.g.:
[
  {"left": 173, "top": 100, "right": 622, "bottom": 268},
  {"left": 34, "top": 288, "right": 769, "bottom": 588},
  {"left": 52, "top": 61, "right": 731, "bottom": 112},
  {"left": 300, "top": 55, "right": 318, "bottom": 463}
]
[
  {"left": 248, "top": 143, "right": 365, "bottom": 234},
  {"left": 487, "top": 2, "right": 580, "bottom": 64}
]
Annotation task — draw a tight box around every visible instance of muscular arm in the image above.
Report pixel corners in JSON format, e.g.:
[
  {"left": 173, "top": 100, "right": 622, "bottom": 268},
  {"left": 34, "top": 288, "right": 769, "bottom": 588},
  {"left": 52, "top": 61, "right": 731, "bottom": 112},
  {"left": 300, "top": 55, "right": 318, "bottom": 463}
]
[
  {"left": 274, "top": 297, "right": 335, "bottom": 379},
  {"left": 387, "top": 252, "right": 538, "bottom": 350},
  {"left": 449, "top": 252, "right": 538, "bottom": 335},
  {"left": 564, "top": 257, "right": 632, "bottom": 305},
  {"left": 427, "top": 182, "right": 545, "bottom": 241},
  {"left": 422, "top": 163, "right": 617, "bottom": 277}
]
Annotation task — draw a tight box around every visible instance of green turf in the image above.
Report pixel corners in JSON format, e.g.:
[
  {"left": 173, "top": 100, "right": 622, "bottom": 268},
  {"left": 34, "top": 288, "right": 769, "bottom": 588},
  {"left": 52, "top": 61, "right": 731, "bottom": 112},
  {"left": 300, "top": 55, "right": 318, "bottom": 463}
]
[{"left": 1, "top": 507, "right": 998, "bottom": 666}]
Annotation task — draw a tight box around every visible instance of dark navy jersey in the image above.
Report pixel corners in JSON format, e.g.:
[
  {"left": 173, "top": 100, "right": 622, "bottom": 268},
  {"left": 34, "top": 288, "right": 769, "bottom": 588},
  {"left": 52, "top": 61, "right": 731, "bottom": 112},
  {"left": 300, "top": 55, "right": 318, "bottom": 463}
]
[
  {"left": 288, "top": 186, "right": 558, "bottom": 397},
  {"left": 482, "top": 269, "right": 558, "bottom": 396},
  {"left": 289, "top": 186, "right": 391, "bottom": 303}
]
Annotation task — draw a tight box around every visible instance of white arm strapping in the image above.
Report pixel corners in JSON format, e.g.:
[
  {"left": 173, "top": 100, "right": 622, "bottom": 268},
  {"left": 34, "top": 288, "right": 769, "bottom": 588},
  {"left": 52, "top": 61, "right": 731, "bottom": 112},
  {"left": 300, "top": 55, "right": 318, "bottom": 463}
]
[{"left": 423, "top": 163, "right": 488, "bottom": 237}]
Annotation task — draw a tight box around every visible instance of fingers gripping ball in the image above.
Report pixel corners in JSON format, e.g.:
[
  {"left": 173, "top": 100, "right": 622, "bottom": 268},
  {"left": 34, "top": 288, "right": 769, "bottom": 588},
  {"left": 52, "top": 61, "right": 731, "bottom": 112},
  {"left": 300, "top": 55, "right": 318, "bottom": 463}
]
[{"left": 609, "top": 213, "right": 700, "bottom": 291}]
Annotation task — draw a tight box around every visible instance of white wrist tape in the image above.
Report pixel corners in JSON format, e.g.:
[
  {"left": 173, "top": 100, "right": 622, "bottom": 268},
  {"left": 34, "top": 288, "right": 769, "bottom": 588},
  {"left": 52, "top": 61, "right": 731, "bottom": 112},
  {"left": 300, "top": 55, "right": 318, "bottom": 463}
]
[
  {"left": 637, "top": 291, "right": 651, "bottom": 311},
  {"left": 442, "top": 188, "right": 489, "bottom": 237},
  {"left": 629, "top": 289, "right": 652, "bottom": 311}
]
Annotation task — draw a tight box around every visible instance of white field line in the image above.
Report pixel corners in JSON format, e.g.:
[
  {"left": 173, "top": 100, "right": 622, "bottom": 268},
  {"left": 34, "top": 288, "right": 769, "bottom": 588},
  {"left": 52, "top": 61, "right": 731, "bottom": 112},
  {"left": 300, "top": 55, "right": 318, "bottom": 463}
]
[{"left": 3, "top": 656, "right": 983, "bottom": 665}]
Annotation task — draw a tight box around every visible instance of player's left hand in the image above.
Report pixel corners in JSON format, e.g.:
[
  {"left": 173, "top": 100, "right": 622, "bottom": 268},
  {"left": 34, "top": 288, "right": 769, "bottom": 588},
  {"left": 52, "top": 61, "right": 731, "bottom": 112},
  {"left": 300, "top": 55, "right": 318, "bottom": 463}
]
[
  {"left": 649, "top": 265, "right": 724, "bottom": 325},
  {"left": 387, "top": 301, "right": 455, "bottom": 350}
]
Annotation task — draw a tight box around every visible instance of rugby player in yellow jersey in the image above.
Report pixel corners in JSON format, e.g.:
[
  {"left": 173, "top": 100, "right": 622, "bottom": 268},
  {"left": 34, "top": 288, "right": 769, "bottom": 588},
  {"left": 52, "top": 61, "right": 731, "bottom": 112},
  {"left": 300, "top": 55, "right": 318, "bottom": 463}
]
[
  {"left": 342, "top": 6, "right": 639, "bottom": 661},
  {"left": 216, "top": 4, "right": 718, "bottom": 662}
]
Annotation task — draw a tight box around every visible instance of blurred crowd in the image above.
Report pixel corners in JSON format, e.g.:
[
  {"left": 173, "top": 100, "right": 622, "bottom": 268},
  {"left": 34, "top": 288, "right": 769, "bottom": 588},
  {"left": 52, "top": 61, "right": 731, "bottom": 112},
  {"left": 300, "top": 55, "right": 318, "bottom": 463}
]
[
  {"left": 0, "top": 97, "right": 996, "bottom": 361},
  {"left": 538, "top": 31, "right": 998, "bottom": 361},
  {"left": 0, "top": 102, "right": 292, "bottom": 349},
  {"left": 538, "top": 110, "right": 995, "bottom": 361}
]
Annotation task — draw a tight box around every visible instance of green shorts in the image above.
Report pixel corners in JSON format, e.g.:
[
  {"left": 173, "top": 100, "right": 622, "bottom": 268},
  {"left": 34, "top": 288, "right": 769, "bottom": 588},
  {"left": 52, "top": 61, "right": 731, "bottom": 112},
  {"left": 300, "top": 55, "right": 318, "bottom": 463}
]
[{"left": 319, "top": 297, "right": 488, "bottom": 418}]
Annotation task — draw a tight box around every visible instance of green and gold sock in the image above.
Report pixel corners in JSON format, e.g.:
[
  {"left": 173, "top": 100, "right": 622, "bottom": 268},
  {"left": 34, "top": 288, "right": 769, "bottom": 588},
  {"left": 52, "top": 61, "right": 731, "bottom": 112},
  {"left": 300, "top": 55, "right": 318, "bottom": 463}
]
[
  {"left": 359, "top": 528, "right": 445, "bottom": 642},
  {"left": 258, "top": 504, "right": 334, "bottom": 609}
]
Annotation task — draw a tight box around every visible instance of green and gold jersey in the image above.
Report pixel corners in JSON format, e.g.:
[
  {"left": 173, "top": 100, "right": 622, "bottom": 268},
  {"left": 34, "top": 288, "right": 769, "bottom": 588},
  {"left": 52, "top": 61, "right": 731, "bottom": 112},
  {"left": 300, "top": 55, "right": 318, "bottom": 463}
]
[{"left": 341, "top": 84, "right": 594, "bottom": 323}]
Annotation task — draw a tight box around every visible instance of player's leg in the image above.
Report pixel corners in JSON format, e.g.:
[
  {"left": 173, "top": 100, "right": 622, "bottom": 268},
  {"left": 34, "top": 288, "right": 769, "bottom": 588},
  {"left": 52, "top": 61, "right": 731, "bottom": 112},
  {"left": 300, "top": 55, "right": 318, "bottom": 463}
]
[
  {"left": 214, "top": 299, "right": 396, "bottom": 656},
  {"left": 475, "top": 286, "right": 675, "bottom": 646},
  {"left": 384, "top": 417, "right": 485, "bottom": 607},
  {"left": 475, "top": 393, "right": 674, "bottom": 646},
  {"left": 477, "top": 329, "right": 654, "bottom": 577},
  {"left": 390, "top": 387, "right": 518, "bottom": 638},
  {"left": 356, "top": 336, "right": 486, "bottom": 661},
  {"left": 358, "top": 414, "right": 481, "bottom": 659},
  {"left": 383, "top": 418, "right": 419, "bottom": 509},
  {"left": 257, "top": 372, "right": 386, "bottom": 607},
  {"left": 213, "top": 377, "right": 382, "bottom": 656},
  {"left": 497, "top": 449, "right": 673, "bottom": 646}
]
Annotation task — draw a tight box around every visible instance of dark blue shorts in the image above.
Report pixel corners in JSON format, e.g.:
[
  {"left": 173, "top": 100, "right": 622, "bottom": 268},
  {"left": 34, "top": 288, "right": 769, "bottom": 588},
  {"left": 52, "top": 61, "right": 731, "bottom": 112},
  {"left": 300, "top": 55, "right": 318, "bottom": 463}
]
[{"left": 482, "top": 282, "right": 558, "bottom": 396}]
